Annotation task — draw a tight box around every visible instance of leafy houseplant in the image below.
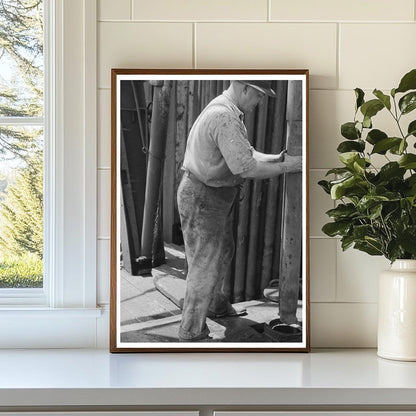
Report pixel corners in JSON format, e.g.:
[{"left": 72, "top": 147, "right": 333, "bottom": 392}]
[{"left": 319, "top": 69, "right": 416, "bottom": 263}]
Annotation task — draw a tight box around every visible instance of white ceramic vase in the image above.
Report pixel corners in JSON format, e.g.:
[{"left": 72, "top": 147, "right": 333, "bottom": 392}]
[{"left": 378, "top": 259, "right": 416, "bottom": 361}]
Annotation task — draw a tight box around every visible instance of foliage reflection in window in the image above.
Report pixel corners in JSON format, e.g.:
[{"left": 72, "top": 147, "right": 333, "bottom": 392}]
[{"left": 0, "top": 0, "right": 43, "bottom": 288}]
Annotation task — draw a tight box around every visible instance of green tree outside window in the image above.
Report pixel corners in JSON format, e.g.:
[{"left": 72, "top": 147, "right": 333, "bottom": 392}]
[{"left": 0, "top": 0, "right": 44, "bottom": 288}]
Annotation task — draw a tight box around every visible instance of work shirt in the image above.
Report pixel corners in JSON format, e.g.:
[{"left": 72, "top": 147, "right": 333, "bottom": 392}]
[{"left": 182, "top": 90, "right": 256, "bottom": 187}]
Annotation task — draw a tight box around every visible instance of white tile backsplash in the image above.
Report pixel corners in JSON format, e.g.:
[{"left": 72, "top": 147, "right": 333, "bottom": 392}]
[
  {"left": 336, "top": 244, "right": 390, "bottom": 303},
  {"left": 311, "top": 302, "right": 378, "bottom": 347},
  {"left": 270, "top": 0, "right": 415, "bottom": 22},
  {"left": 98, "top": 0, "right": 131, "bottom": 21},
  {"left": 98, "top": 22, "right": 193, "bottom": 89},
  {"left": 340, "top": 24, "right": 416, "bottom": 90},
  {"left": 309, "top": 90, "right": 354, "bottom": 169},
  {"left": 132, "top": 0, "right": 268, "bottom": 21},
  {"left": 310, "top": 239, "right": 337, "bottom": 302},
  {"left": 96, "top": 1, "right": 416, "bottom": 347},
  {"left": 309, "top": 170, "right": 335, "bottom": 237},
  {"left": 196, "top": 23, "right": 338, "bottom": 89}
]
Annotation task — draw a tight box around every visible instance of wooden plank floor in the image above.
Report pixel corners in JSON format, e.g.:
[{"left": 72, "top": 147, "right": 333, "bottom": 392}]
[{"left": 120, "top": 243, "right": 302, "bottom": 343}]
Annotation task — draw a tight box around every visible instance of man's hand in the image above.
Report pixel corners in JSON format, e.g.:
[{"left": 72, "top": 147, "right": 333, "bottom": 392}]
[
  {"left": 267, "top": 149, "right": 287, "bottom": 163},
  {"left": 283, "top": 154, "right": 302, "bottom": 173},
  {"left": 241, "top": 153, "right": 302, "bottom": 179}
]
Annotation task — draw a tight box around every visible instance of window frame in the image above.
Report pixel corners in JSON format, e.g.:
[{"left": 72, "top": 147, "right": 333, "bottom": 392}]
[{"left": 0, "top": 0, "right": 100, "bottom": 348}]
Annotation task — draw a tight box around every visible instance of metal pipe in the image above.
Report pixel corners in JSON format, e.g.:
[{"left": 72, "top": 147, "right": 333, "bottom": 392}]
[
  {"left": 141, "top": 80, "right": 172, "bottom": 261},
  {"left": 260, "top": 81, "right": 288, "bottom": 292},
  {"left": 279, "top": 80, "right": 303, "bottom": 323},
  {"left": 233, "top": 109, "right": 256, "bottom": 301},
  {"left": 245, "top": 97, "right": 268, "bottom": 300},
  {"left": 209, "top": 80, "right": 217, "bottom": 102},
  {"left": 174, "top": 81, "right": 189, "bottom": 230},
  {"left": 233, "top": 181, "right": 251, "bottom": 302}
]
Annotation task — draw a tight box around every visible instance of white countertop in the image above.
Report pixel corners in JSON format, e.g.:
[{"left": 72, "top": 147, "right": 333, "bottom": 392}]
[{"left": 0, "top": 348, "right": 415, "bottom": 407}]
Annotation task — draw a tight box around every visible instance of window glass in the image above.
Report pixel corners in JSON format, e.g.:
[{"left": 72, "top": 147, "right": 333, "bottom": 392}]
[{"left": 0, "top": 0, "right": 44, "bottom": 289}]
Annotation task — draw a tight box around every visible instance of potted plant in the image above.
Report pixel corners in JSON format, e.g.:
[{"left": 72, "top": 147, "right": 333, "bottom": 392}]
[{"left": 319, "top": 68, "right": 416, "bottom": 361}]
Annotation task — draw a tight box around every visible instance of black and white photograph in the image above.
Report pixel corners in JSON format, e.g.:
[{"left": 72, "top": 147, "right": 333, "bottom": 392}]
[{"left": 110, "top": 69, "right": 309, "bottom": 352}]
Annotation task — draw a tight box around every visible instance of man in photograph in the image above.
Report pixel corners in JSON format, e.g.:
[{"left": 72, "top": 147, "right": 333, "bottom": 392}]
[{"left": 177, "top": 80, "right": 302, "bottom": 342}]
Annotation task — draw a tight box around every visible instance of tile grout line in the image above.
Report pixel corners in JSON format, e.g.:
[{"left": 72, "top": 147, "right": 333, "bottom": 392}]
[
  {"left": 193, "top": 22, "right": 197, "bottom": 69},
  {"left": 311, "top": 301, "right": 378, "bottom": 305},
  {"left": 130, "top": 0, "right": 133, "bottom": 20},
  {"left": 309, "top": 236, "right": 339, "bottom": 239},
  {"left": 336, "top": 22, "right": 340, "bottom": 90},
  {"left": 98, "top": 19, "right": 415, "bottom": 24},
  {"left": 333, "top": 228, "right": 339, "bottom": 303},
  {"left": 267, "top": 0, "right": 271, "bottom": 22}
]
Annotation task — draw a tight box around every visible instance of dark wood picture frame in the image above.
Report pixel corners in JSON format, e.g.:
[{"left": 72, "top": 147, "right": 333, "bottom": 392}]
[{"left": 110, "top": 69, "right": 310, "bottom": 352}]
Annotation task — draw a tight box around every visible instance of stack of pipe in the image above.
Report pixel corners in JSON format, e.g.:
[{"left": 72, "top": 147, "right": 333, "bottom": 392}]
[{"left": 161, "top": 80, "right": 300, "bottom": 302}]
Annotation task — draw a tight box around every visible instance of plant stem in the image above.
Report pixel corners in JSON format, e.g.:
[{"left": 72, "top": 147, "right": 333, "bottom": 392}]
[{"left": 390, "top": 97, "right": 406, "bottom": 139}]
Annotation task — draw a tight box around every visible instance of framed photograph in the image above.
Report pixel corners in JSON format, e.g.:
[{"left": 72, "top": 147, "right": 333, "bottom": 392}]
[{"left": 110, "top": 69, "right": 310, "bottom": 352}]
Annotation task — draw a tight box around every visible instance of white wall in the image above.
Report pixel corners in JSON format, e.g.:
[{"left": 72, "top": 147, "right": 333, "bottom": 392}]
[{"left": 96, "top": 0, "right": 416, "bottom": 347}]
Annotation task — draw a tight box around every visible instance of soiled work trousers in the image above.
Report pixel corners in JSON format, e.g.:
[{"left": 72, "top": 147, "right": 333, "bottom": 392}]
[{"left": 177, "top": 172, "right": 238, "bottom": 340}]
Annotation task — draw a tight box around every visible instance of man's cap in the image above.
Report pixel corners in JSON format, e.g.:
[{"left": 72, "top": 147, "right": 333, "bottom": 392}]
[{"left": 240, "top": 80, "right": 276, "bottom": 98}]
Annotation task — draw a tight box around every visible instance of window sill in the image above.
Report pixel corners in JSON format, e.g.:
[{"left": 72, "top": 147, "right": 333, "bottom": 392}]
[
  {"left": 0, "top": 307, "right": 104, "bottom": 348},
  {"left": 0, "top": 349, "right": 415, "bottom": 410},
  {"left": 0, "top": 306, "right": 102, "bottom": 316}
]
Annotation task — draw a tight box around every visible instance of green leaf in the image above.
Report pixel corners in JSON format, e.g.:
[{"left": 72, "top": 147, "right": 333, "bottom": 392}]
[
  {"left": 341, "top": 122, "right": 361, "bottom": 140},
  {"left": 410, "top": 207, "right": 416, "bottom": 222},
  {"left": 365, "top": 236, "right": 384, "bottom": 251},
  {"left": 399, "top": 92, "right": 416, "bottom": 115},
  {"left": 339, "top": 152, "right": 360, "bottom": 167},
  {"left": 366, "top": 129, "right": 388, "bottom": 145},
  {"left": 353, "top": 158, "right": 366, "bottom": 174},
  {"left": 371, "top": 137, "right": 402, "bottom": 154},
  {"left": 330, "top": 176, "right": 359, "bottom": 199},
  {"left": 378, "top": 162, "right": 406, "bottom": 181},
  {"left": 384, "top": 203, "right": 400, "bottom": 222},
  {"left": 395, "top": 69, "right": 416, "bottom": 94},
  {"left": 357, "top": 195, "right": 389, "bottom": 211},
  {"left": 407, "top": 196, "right": 416, "bottom": 207},
  {"left": 355, "top": 88, "right": 365, "bottom": 110},
  {"left": 389, "top": 139, "right": 407, "bottom": 155},
  {"left": 386, "top": 240, "right": 403, "bottom": 263},
  {"left": 369, "top": 203, "right": 383, "bottom": 220},
  {"left": 330, "top": 175, "right": 370, "bottom": 200},
  {"left": 389, "top": 139, "right": 408, "bottom": 155},
  {"left": 322, "top": 221, "right": 351, "bottom": 237},
  {"left": 352, "top": 224, "right": 373, "bottom": 240},
  {"left": 329, "top": 175, "right": 354, "bottom": 186},
  {"left": 341, "top": 235, "right": 355, "bottom": 251},
  {"left": 407, "top": 120, "right": 416, "bottom": 138},
  {"left": 354, "top": 241, "right": 383, "bottom": 256},
  {"left": 363, "top": 116, "right": 372, "bottom": 129},
  {"left": 398, "top": 226, "right": 416, "bottom": 255},
  {"left": 405, "top": 174, "right": 416, "bottom": 196},
  {"left": 407, "top": 174, "right": 416, "bottom": 186},
  {"left": 399, "top": 154, "right": 416, "bottom": 169},
  {"left": 360, "top": 99, "right": 384, "bottom": 119},
  {"left": 337, "top": 140, "right": 365, "bottom": 153},
  {"left": 373, "top": 89, "right": 391, "bottom": 110},
  {"left": 325, "top": 167, "right": 352, "bottom": 176},
  {"left": 326, "top": 203, "right": 357, "bottom": 220},
  {"left": 318, "top": 180, "right": 331, "bottom": 194}
]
